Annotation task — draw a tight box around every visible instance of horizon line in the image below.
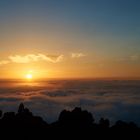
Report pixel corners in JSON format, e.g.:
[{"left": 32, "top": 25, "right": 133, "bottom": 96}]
[{"left": 0, "top": 76, "right": 140, "bottom": 81}]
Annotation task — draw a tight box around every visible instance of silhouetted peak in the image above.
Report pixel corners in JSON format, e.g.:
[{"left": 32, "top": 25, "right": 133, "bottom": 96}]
[
  {"left": 18, "top": 103, "right": 25, "bottom": 114},
  {"left": 17, "top": 103, "right": 32, "bottom": 115},
  {"left": 0, "top": 103, "right": 139, "bottom": 138},
  {"left": 99, "top": 118, "right": 110, "bottom": 128},
  {"left": 58, "top": 107, "right": 94, "bottom": 126},
  {"left": 115, "top": 120, "right": 127, "bottom": 126},
  {"left": 72, "top": 107, "right": 82, "bottom": 113},
  {"left": 113, "top": 120, "right": 138, "bottom": 129},
  {"left": 24, "top": 107, "right": 33, "bottom": 116},
  {"left": 59, "top": 109, "right": 71, "bottom": 122}
]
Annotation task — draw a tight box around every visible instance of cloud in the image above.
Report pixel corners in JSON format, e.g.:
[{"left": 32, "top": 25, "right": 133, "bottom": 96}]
[
  {"left": 0, "top": 53, "right": 63, "bottom": 65},
  {"left": 37, "top": 54, "right": 63, "bottom": 63},
  {"left": 71, "top": 53, "right": 86, "bottom": 58},
  {"left": 0, "top": 80, "right": 140, "bottom": 125},
  {"left": 0, "top": 60, "right": 9, "bottom": 65},
  {"left": 9, "top": 54, "right": 63, "bottom": 63},
  {"left": 130, "top": 55, "right": 139, "bottom": 61},
  {"left": 9, "top": 55, "right": 37, "bottom": 63},
  {"left": 117, "top": 54, "right": 139, "bottom": 62}
]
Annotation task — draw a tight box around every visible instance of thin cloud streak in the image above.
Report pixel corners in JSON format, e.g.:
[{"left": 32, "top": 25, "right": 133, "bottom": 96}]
[
  {"left": 117, "top": 54, "right": 139, "bottom": 62},
  {"left": 71, "top": 53, "right": 86, "bottom": 58},
  {"left": 0, "top": 52, "right": 87, "bottom": 66},
  {"left": 0, "top": 54, "right": 64, "bottom": 65}
]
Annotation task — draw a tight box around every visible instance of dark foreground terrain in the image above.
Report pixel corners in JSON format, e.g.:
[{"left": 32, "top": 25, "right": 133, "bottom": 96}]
[{"left": 0, "top": 103, "right": 139, "bottom": 139}]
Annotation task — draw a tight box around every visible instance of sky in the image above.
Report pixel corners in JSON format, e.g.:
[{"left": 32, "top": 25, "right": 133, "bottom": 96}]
[{"left": 0, "top": 0, "right": 140, "bottom": 79}]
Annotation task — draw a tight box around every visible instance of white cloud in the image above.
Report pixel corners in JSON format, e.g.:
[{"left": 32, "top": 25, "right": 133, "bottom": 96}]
[
  {"left": 9, "top": 55, "right": 36, "bottom": 63},
  {"left": 71, "top": 53, "right": 86, "bottom": 58},
  {"left": 9, "top": 54, "right": 64, "bottom": 63},
  {"left": 117, "top": 54, "right": 139, "bottom": 62},
  {"left": 0, "top": 53, "right": 63, "bottom": 66},
  {"left": 37, "top": 54, "right": 63, "bottom": 63}
]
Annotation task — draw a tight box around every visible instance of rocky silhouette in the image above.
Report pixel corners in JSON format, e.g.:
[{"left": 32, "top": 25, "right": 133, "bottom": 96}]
[{"left": 0, "top": 103, "right": 139, "bottom": 138}]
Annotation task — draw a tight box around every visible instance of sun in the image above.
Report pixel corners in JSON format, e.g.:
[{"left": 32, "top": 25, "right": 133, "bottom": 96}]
[{"left": 26, "top": 74, "right": 33, "bottom": 80}]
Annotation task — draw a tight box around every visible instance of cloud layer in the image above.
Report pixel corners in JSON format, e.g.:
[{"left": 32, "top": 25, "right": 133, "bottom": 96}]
[
  {"left": 0, "top": 54, "right": 63, "bottom": 65},
  {"left": 0, "top": 80, "right": 140, "bottom": 125},
  {"left": 71, "top": 53, "right": 86, "bottom": 58},
  {"left": 0, "top": 52, "right": 87, "bottom": 66},
  {"left": 9, "top": 54, "right": 63, "bottom": 63},
  {"left": 117, "top": 54, "right": 139, "bottom": 62}
]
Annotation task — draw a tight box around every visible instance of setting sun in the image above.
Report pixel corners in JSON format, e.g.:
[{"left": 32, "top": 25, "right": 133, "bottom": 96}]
[{"left": 26, "top": 74, "right": 33, "bottom": 80}]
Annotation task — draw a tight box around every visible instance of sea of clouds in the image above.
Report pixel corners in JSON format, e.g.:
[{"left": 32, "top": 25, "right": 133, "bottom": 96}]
[{"left": 0, "top": 80, "right": 140, "bottom": 126}]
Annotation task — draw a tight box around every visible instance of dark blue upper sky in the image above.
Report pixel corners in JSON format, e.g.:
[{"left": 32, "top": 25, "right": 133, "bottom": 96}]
[{"left": 0, "top": 0, "right": 140, "bottom": 35}]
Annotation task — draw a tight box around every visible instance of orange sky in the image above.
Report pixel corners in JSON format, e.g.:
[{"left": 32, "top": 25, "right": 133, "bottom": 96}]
[{"left": 0, "top": 0, "right": 140, "bottom": 79}]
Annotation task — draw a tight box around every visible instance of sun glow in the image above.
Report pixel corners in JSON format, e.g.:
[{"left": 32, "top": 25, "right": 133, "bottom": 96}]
[{"left": 26, "top": 74, "right": 33, "bottom": 80}]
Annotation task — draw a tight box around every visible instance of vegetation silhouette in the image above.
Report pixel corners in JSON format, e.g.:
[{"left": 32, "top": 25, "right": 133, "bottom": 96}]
[{"left": 0, "top": 103, "right": 139, "bottom": 138}]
